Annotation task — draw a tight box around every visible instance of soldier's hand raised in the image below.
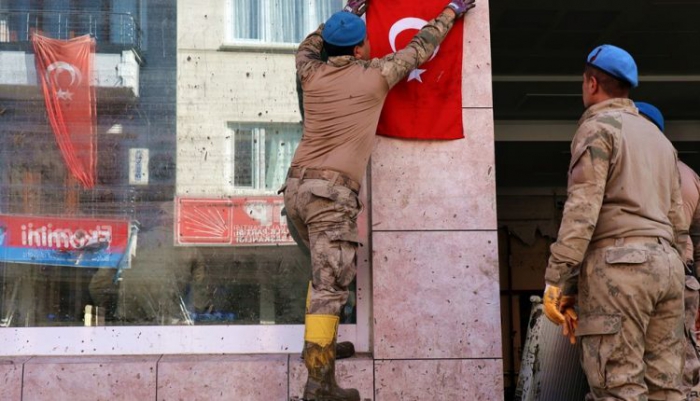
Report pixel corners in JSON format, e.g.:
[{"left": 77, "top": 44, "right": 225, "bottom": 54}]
[
  {"left": 343, "top": 0, "right": 368, "bottom": 17},
  {"left": 446, "top": 0, "right": 476, "bottom": 18}
]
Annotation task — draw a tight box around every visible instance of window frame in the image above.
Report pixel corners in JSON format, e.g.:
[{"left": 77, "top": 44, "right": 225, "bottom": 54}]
[
  {"left": 226, "top": 122, "right": 303, "bottom": 196},
  {"left": 0, "top": 180, "right": 372, "bottom": 356},
  {"left": 0, "top": 233, "right": 371, "bottom": 355},
  {"left": 223, "top": 0, "right": 340, "bottom": 49}
]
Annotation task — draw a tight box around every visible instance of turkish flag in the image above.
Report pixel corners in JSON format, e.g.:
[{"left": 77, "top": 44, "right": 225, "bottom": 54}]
[
  {"left": 33, "top": 34, "right": 97, "bottom": 188},
  {"left": 367, "top": 2, "right": 464, "bottom": 140}
]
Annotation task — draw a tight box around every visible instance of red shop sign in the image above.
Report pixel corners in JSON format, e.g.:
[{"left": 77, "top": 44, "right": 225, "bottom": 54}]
[{"left": 175, "top": 197, "right": 294, "bottom": 246}]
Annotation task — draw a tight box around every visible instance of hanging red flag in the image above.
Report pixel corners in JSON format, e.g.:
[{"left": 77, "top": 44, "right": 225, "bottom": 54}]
[
  {"left": 367, "top": 2, "right": 464, "bottom": 140},
  {"left": 32, "top": 34, "right": 97, "bottom": 188}
]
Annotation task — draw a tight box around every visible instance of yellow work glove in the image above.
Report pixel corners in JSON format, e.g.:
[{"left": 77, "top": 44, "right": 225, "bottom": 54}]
[
  {"left": 543, "top": 284, "right": 578, "bottom": 344},
  {"left": 543, "top": 284, "right": 565, "bottom": 324},
  {"left": 560, "top": 295, "right": 578, "bottom": 344}
]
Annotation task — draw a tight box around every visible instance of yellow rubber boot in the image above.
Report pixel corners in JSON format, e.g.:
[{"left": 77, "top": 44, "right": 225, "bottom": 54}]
[
  {"left": 305, "top": 282, "right": 355, "bottom": 360},
  {"left": 302, "top": 314, "right": 360, "bottom": 401}
]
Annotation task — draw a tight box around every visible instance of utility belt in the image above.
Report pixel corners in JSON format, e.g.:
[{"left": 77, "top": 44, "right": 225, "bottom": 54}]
[{"left": 287, "top": 167, "right": 360, "bottom": 194}]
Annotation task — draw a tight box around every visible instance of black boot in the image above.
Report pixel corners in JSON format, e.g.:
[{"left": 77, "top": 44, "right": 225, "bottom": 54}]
[{"left": 335, "top": 341, "right": 355, "bottom": 360}]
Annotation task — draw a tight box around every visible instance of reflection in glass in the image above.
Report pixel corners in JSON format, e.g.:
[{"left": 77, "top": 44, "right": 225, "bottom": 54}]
[
  {"left": 230, "top": 0, "right": 343, "bottom": 45},
  {"left": 0, "top": 0, "right": 359, "bottom": 329}
]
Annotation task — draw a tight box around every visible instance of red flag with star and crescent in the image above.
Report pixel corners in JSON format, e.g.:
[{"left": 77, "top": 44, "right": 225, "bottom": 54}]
[
  {"left": 32, "top": 34, "right": 97, "bottom": 188},
  {"left": 367, "top": 2, "right": 464, "bottom": 140}
]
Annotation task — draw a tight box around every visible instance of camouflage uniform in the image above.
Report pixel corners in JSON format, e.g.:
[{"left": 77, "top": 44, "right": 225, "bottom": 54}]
[
  {"left": 678, "top": 161, "right": 700, "bottom": 399},
  {"left": 545, "top": 99, "right": 688, "bottom": 401},
  {"left": 685, "top": 275, "right": 700, "bottom": 401},
  {"left": 283, "top": 178, "right": 360, "bottom": 314},
  {"left": 287, "top": 10, "right": 456, "bottom": 318}
]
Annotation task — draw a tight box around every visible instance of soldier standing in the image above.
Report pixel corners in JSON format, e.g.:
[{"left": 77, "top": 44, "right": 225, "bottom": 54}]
[
  {"left": 281, "top": 0, "right": 476, "bottom": 399},
  {"left": 542, "top": 45, "right": 688, "bottom": 400},
  {"left": 636, "top": 101, "right": 700, "bottom": 401}
]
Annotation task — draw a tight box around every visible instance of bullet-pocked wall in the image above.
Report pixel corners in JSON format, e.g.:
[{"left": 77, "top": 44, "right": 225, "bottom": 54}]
[{"left": 175, "top": 0, "right": 364, "bottom": 329}]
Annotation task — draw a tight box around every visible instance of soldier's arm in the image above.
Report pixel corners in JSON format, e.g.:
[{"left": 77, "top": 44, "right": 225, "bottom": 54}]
[
  {"left": 544, "top": 121, "right": 615, "bottom": 291},
  {"left": 370, "top": 9, "right": 457, "bottom": 89},
  {"left": 669, "top": 159, "right": 689, "bottom": 256},
  {"left": 296, "top": 25, "right": 325, "bottom": 83}
]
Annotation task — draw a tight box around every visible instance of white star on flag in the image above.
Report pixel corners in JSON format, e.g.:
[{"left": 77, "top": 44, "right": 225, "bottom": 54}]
[
  {"left": 408, "top": 69, "right": 427, "bottom": 82},
  {"left": 56, "top": 89, "right": 73, "bottom": 100}
]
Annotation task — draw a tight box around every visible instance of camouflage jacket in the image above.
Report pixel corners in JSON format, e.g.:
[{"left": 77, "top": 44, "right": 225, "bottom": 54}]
[
  {"left": 545, "top": 98, "right": 687, "bottom": 291},
  {"left": 678, "top": 161, "right": 700, "bottom": 270},
  {"left": 291, "top": 10, "right": 457, "bottom": 184},
  {"left": 296, "top": 10, "right": 455, "bottom": 89}
]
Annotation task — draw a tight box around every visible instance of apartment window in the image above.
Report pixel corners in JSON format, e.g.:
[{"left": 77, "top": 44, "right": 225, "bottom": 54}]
[
  {"left": 228, "top": 0, "right": 343, "bottom": 45},
  {"left": 228, "top": 123, "right": 302, "bottom": 194}
]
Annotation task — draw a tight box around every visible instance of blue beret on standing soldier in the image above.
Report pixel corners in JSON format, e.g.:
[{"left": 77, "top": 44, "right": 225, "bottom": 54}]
[{"left": 542, "top": 44, "right": 689, "bottom": 400}]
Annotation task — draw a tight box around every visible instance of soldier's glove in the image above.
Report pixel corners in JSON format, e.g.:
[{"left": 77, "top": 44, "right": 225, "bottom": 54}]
[
  {"left": 343, "top": 0, "right": 368, "bottom": 16},
  {"left": 560, "top": 295, "right": 578, "bottom": 345},
  {"left": 543, "top": 284, "right": 579, "bottom": 344},
  {"left": 543, "top": 284, "right": 565, "bottom": 325},
  {"left": 446, "top": 0, "right": 476, "bottom": 18}
]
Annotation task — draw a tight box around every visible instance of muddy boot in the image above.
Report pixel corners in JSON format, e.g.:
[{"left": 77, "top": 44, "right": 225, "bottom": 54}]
[
  {"left": 303, "top": 281, "right": 355, "bottom": 361},
  {"left": 303, "top": 314, "right": 360, "bottom": 401},
  {"left": 302, "top": 341, "right": 355, "bottom": 361}
]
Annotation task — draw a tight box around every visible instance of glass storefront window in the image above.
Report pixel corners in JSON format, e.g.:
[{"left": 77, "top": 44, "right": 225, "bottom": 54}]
[{"left": 0, "top": 0, "right": 367, "bottom": 346}]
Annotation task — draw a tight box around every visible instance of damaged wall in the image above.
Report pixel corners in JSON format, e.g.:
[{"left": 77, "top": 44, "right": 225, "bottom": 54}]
[
  {"left": 176, "top": 0, "right": 301, "bottom": 196},
  {"left": 497, "top": 192, "right": 565, "bottom": 395}
]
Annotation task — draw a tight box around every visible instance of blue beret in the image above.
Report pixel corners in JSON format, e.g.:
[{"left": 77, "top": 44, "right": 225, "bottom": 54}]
[
  {"left": 587, "top": 44, "right": 639, "bottom": 88},
  {"left": 635, "top": 102, "right": 665, "bottom": 132},
  {"left": 322, "top": 12, "right": 366, "bottom": 47}
]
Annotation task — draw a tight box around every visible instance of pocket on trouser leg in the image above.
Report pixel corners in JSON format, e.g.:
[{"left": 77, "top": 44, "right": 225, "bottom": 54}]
[
  {"left": 309, "top": 184, "right": 360, "bottom": 220},
  {"left": 577, "top": 314, "right": 623, "bottom": 390},
  {"left": 335, "top": 240, "right": 357, "bottom": 288}
]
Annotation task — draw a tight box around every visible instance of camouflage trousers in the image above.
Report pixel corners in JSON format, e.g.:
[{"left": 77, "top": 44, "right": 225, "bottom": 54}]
[
  {"left": 282, "top": 177, "right": 360, "bottom": 316},
  {"left": 683, "top": 275, "right": 700, "bottom": 399},
  {"left": 577, "top": 239, "right": 686, "bottom": 401}
]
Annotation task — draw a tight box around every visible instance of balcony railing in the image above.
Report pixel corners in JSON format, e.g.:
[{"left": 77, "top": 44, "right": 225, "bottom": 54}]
[{"left": 0, "top": 10, "right": 142, "bottom": 51}]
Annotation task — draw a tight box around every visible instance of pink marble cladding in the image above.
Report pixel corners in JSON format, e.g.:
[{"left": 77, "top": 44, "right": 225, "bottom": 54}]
[
  {"left": 371, "top": 108, "right": 496, "bottom": 231},
  {"left": 23, "top": 355, "right": 158, "bottom": 401},
  {"left": 461, "top": 0, "right": 493, "bottom": 108},
  {"left": 373, "top": 231, "right": 501, "bottom": 359},
  {"left": 289, "top": 355, "right": 374, "bottom": 400},
  {"left": 0, "top": 358, "right": 27, "bottom": 401},
  {"left": 374, "top": 359, "right": 503, "bottom": 401},
  {"left": 157, "top": 354, "right": 287, "bottom": 400}
]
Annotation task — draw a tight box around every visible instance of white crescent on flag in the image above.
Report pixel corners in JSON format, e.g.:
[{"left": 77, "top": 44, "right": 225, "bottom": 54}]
[
  {"left": 46, "top": 61, "right": 82, "bottom": 100},
  {"left": 389, "top": 17, "right": 441, "bottom": 83}
]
